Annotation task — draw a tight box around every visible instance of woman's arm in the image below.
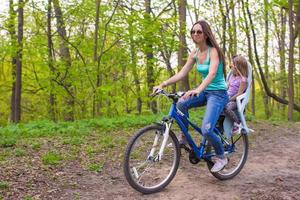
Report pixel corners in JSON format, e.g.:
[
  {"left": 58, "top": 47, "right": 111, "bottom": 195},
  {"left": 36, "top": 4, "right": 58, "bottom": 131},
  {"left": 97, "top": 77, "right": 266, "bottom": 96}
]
[{"left": 159, "top": 49, "right": 196, "bottom": 88}]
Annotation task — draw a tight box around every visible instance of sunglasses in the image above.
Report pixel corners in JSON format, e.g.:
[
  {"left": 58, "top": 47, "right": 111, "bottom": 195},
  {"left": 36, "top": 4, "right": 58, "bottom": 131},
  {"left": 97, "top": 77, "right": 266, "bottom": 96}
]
[{"left": 190, "top": 30, "right": 203, "bottom": 35}]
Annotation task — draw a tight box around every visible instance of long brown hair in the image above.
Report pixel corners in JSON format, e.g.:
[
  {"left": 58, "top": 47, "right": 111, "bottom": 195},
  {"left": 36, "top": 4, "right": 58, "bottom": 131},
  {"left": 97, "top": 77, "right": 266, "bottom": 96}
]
[
  {"left": 233, "top": 55, "right": 248, "bottom": 77},
  {"left": 191, "top": 20, "right": 226, "bottom": 76}
]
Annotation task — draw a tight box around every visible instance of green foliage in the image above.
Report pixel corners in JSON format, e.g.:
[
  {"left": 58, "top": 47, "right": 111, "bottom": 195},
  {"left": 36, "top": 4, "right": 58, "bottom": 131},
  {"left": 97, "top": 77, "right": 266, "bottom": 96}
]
[
  {"left": 31, "top": 141, "right": 41, "bottom": 150},
  {"left": 88, "top": 162, "right": 104, "bottom": 173},
  {"left": 42, "top": 151, "right": 63, "bottom": 166},
  {"left": 15, "top": 148, "right": 26, "bottom": 157},
  {"left": 0, "top": 181, "right": 9, "bottom": 190},
  {"left": 98, "top": 135, "right": 114, "bottom": 149},
  {"left": 0, "top": 0, "right": 299, "bottom": 129},
  {"left": 0, "top": 137, "right": 16, "bottom": 148},
  {"left": 63, "top": 136, "right": 83, "bottom": 146}
]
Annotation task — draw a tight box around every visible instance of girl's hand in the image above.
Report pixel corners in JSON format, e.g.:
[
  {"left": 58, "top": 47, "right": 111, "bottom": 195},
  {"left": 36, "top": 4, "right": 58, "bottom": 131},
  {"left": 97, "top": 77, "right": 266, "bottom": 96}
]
[{"left": 182, "top": 89, "right": 201, "bottom": 100}]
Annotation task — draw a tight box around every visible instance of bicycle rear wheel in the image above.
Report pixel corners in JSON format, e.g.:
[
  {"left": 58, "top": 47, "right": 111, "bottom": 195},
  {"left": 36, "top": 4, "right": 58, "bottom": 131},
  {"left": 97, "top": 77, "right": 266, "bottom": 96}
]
[
  {"left": 123, "top": 124, "right": 180, "bottom": 194},
  {"left": 206, "top": 133, "right": 248, "bottom": 180}
]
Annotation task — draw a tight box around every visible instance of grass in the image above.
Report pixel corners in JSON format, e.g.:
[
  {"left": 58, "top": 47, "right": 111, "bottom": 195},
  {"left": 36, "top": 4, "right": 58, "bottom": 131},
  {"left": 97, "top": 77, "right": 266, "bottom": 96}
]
[
  {"left": 31, "top": 141, "right": 41, "bottom": 150},
  {"left": 0, "top": 114, "right": 162, "bottom": 145},
  {"left": 63, "top": 136, "right": 83, "bottom": 146},
  {"left": 42, "top": 151, "right": 63, "bottom": 166},
  {"left": 0, "top": 181, "right": 9, "bottom": 190},
  {"left": 0, "top": 112, "right": 297, "bottom": 199},
  {"left": 15, "top": 148, "right": 26, "bottom": 157},
  {"left": 88, "top": 162, "right": 104, "bottom": 173},
  {"left": 0, "top": 138, "right": 17, "bottom": 148}
]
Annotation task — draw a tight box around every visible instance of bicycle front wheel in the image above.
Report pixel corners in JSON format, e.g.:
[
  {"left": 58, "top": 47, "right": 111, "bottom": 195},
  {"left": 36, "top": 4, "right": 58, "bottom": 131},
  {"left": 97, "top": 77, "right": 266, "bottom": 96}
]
[
  {"left": 206, "top": 133, "right": 249, "bottom": 180},
  {"left": 123, "top": 124, "right": 180, "bottom": 194}
]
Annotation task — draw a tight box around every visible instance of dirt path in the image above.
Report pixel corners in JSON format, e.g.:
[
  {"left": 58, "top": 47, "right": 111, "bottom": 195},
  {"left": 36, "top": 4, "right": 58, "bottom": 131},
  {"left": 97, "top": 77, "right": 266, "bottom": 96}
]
[{"left": 58, "top": 122, "right": 300, "bottom": 200}]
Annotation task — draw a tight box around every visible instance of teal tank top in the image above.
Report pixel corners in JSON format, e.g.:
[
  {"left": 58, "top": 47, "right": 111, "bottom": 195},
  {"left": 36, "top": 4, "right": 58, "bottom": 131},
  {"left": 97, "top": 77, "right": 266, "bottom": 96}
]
[{"left": 194, "top": 47, "right": 227, "bottom": 91}]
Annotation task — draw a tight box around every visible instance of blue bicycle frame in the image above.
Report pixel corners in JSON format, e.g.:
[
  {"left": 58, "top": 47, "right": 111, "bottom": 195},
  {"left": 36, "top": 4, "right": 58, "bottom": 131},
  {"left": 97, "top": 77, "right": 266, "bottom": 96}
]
[{"left": 167, "top": 101, "right": 235, "bottom": 161}]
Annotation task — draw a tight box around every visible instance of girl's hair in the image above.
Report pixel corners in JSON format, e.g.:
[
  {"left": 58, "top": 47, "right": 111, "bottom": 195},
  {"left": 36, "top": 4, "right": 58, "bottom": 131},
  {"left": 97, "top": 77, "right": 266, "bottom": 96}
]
[
  {"left": 191, "top": 20, "right": 226, "bottom": 76},
  {"left": 233, "top": 55, "right": 248, "bottom": 77}
]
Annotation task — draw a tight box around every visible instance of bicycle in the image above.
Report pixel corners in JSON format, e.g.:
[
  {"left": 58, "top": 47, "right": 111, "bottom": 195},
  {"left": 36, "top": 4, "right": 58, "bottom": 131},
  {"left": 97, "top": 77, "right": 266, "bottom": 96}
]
[
  {"left": 124, "top": 89, "right": 250, "bottom": 194},
  {"left": 124, "top": 63, "right": 253, "bottom": 194}
]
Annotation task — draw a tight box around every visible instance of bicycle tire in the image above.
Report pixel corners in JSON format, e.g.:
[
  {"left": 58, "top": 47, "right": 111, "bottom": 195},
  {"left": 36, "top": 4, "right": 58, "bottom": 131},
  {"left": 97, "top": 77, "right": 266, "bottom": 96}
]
[
  {"left": 123, "top": 124, "right": 181, "bottom": 194},
  {"left": 206, "top": 133, "right": 249, "bottom": 180}
]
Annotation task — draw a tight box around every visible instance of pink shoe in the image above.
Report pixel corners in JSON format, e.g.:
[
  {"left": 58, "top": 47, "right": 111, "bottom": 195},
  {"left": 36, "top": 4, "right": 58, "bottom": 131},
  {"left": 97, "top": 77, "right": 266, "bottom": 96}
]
[{"left": 232, "top": 123, "right": 242, "bottom": 134}]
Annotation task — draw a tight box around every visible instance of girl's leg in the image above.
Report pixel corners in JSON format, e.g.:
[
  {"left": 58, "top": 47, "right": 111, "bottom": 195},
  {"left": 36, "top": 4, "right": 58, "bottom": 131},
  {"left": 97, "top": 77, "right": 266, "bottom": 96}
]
[{"left": 224, "top": 101, "right": 241, "bottom": 123}]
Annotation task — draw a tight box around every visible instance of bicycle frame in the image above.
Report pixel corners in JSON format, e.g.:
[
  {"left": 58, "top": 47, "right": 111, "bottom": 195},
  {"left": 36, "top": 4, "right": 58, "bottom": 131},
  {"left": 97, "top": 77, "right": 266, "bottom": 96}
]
[{"left": 154, "top": 101, "right": 236, "bottom": 162}]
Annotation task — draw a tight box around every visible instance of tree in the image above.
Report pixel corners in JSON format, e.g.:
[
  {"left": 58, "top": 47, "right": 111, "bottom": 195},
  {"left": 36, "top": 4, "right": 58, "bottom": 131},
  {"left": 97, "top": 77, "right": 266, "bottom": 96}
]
[
  {"left": 47, "top": 0, "right": 56, "bottom": 121},
  {"left": 52, "top": 0, "right": 75, "bottom": 121},
  {"left": 263, "top": 0, "right": 271, "bottom": 118},
  {"left": 8, "top": 0, "right": 17, "bottom": 122},
  {"left": 287, "top": 0, "right": 295, "bottom": 120},
  {"left": 245, "top": 0, "right": 300, "bottom": 113},
  {"left": 178, "top": 0, "right": 189, "bottom": 91},
  {"left": 144, "top": 0, "right": 157, "bottom": 113},
  {"left": 9, "top": 0, "right": 25, "bottom": 123}
]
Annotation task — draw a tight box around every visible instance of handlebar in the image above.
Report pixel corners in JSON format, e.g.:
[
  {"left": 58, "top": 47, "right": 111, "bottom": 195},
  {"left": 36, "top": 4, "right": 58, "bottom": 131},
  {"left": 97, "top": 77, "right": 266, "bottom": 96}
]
[{"left": 151, "top": 89, "right": 185, "bottom": 103}]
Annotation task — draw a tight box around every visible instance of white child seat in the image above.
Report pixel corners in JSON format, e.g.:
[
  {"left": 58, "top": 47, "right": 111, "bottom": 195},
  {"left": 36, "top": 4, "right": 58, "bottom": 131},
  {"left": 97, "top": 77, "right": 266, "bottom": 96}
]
[{"left": 223, "top": 62, "right": 254, "bottom": 139}]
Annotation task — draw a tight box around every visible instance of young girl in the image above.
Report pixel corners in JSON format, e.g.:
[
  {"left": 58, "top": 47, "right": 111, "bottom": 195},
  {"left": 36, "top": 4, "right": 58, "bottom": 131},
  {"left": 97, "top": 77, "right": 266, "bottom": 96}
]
[{"left": 224, "top": 55, "right": 248, "bottom": 134}]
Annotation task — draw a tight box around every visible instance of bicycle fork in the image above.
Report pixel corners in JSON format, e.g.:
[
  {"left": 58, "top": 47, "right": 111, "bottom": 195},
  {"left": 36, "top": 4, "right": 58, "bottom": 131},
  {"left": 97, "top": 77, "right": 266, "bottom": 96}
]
[{"left": 148, "top": 122, "right": 172, "bottom": 162}]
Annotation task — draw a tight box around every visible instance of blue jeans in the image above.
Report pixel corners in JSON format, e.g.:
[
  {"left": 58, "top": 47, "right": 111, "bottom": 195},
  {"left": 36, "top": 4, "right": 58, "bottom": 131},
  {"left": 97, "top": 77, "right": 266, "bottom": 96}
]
[{"left": 177, "top": 90, "right": 229, "bottom": 158}]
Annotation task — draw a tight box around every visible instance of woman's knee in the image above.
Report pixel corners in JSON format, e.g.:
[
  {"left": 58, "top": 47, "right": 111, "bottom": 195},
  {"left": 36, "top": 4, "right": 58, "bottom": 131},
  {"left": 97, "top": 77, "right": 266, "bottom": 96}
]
[
  {"left": 201, "top": 122, "right": 213, "bottom": 137},
  {"left": 177, "top": 101, "right": 187, "bottom": 112}
]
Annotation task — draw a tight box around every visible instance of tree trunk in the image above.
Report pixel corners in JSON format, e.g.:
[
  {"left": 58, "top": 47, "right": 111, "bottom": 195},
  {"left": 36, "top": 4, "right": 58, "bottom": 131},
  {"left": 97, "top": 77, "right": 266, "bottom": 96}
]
[
  {"left": 9, "top": 0, "right": 17, "bottom": 122},
  {"left": 12, "top": 0, "right": 24, "bottom": 123},
  {"left": 128, "top": 14, "right": 142, "bottom": 114},
  {"left": 94, "top": 0, "right": 120, "bottom": 116},
  {"left": 224, "top": 0, "right": 232, "bottom": 57},
  {"left": 144, "top": 0, "right": 157, "bottom": 113},
  {"left": 47, "top": 0, "right": 56, "bottom": 121},
  {"left": 287, "top": 0, "right": 295, "bottom": 121},
  {"left": 244, "top": 0, "right": 300, "bottom": 112},
  {"left": 241, "top": 0, "right": 257, "bottom": 115},
  {"left": 93, "top": 0, "right": 101, "bottom": 117},
  {"left": 298, "top": 39, "right": 300, "bottom": 103},
  {"left": 231, "top": 0, "right": 237, "bottom": 56},
  {"left": 218, "top": 0, "right": 227, "bottom": 58},
  {"left": 53, "top": 0, "right": 74, "bottom": 121},
  {"left": 178, "top": 0, "right": 189, "bottom": 91},
  {"left": 279, "top": 8, "right": 287, "bottom": 111},
  {"left": 263, "top": 0, "right": 270, "bottom": 118}
]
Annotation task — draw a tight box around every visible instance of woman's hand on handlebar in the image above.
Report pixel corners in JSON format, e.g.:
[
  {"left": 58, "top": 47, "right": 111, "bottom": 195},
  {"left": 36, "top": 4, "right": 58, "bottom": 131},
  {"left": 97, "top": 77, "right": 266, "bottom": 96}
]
[
  {"left": 151, "top": 81, "right": 166, "bottom": 96},
  {"left": 151, "top": 83, "right": 164, "bottom": 96},
  {"left": 182, "top": 88, "right": 201, "bottom": 100}
]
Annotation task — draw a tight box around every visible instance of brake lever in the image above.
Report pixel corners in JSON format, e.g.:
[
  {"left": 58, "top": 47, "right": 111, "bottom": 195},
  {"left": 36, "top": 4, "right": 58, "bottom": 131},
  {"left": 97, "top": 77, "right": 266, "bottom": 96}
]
[{"left": 150, "top": 88, "right": 163, "bottom": 97}]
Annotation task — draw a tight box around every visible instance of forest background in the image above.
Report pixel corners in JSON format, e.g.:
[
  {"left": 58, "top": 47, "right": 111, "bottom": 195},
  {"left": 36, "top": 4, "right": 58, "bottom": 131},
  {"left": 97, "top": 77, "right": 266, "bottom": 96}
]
[
  {"left": 0, "top": 0, "right": 299, "bottom": 199},
  {"left": 0, "top": 0, "right": 299, "bottom": 125}
]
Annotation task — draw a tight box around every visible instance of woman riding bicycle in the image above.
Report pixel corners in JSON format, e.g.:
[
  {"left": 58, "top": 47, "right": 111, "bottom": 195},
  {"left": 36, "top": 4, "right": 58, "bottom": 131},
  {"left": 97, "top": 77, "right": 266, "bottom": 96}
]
[{"left": 153, "top": 20, "right": 229, "bottom": 173}]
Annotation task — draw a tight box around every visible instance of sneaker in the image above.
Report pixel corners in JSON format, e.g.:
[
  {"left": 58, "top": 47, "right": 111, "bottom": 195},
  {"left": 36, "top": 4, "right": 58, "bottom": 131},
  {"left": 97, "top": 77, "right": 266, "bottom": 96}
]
[
  {"left": 211, "top": 157, "right": 228, "bottom": 173},
  {"left": 232, "top": 122, "right": 242, "bottom": 134}
]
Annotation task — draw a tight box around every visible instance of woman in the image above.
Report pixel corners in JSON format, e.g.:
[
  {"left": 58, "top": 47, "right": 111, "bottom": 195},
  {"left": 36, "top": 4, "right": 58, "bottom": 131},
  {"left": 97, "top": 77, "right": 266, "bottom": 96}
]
[{"left": 153, "top": 20, "right": 229, "bottom": 172}]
